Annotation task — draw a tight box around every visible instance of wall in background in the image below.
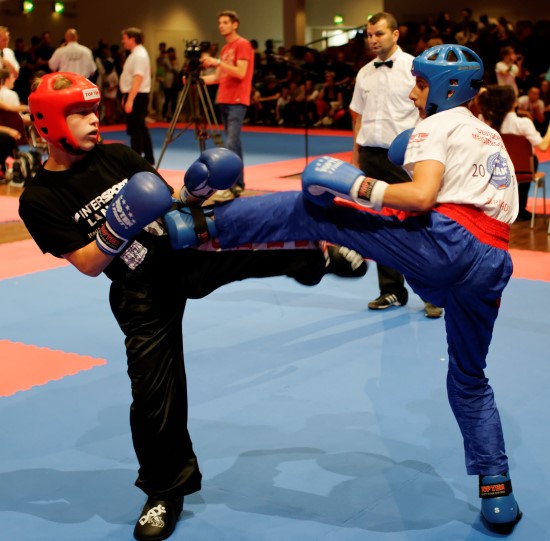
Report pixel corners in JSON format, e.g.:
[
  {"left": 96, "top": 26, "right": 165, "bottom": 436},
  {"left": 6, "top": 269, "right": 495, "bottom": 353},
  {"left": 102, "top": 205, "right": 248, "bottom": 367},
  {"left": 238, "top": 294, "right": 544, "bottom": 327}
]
[{"left": 1, "top": 0, "right": 548, "bottom": 61}]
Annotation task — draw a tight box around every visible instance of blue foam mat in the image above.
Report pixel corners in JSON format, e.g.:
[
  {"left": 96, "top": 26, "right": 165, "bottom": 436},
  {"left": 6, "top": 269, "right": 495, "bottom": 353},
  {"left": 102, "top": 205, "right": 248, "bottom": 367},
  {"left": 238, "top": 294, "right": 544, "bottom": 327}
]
[{"left": 1, "top": 265, "right": 549, "bottom": 540}]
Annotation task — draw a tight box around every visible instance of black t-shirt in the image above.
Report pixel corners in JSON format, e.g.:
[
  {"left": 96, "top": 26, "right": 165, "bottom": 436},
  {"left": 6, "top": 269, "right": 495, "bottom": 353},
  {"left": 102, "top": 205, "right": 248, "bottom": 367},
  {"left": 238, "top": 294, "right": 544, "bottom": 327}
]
[{"left": 19, "top": 143, "right": 168, "bottom": 280}]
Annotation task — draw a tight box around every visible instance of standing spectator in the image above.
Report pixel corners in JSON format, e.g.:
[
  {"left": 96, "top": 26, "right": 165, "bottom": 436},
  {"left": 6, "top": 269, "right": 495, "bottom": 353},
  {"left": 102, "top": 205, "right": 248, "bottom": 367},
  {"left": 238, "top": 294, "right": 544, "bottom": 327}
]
[
  {"left": 0, "top": 26, "right": 20, "bottom": 78},
  {"left": 161, "top": 47, "right": 181, "bottom": 121},
  {"left": 119, "top": 27, "right": 154, "bottom": 165},
  {"left": 495, "top": 46, "right": 520, "bottom": 95},
  {"left": 201, "top": 10, "right": 254, "bottom": 200},
  {"left": 34, "top": 31, "right": 55, "bottom": 74},
  {"left": 101, "top": 60, "right": 119, "bottom": 125},
  {"left": 48, "top": 28, "right": 97, "bottom": 79},
  {"left": 13, "top": 37, "right": 33, "bottom": 103},
  {"left": 349, "top": 11, "right": 442, "bottom": 317}
]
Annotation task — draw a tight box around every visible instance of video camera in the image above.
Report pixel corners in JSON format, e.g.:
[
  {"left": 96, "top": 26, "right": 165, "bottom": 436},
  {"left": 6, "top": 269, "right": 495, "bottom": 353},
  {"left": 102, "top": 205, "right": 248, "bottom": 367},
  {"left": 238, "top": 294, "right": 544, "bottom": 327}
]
[{"left": 184, "top": 39, "right": 211, "bottom": 76}]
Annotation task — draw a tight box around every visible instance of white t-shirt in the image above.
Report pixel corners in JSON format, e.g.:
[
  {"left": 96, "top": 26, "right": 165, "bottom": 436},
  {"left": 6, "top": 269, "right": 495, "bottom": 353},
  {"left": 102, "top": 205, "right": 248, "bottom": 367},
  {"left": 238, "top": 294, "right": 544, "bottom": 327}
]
[
  {"left": 404, "top": 107, "right": 518, "bottom": 223},
  {"left": 0, "top": 48, "right": 20, "bottom": 74},
  {"left": 501, "top": 111, "right": 542, "bottom": 147},
  {"left": 495, "top": 61, "right": 519, "bottom": 95},
  {"left": 0, "top": 86, "right": 20, "bottom": 107},
  {"left": 119, "top": 44, "right": 151, "bottom": 93},
  {"left": 350, "top": 46, "right": 419, "bottom": 148},
  {"left": 48, "top": 42, "right": 97, "bottom": 78}
]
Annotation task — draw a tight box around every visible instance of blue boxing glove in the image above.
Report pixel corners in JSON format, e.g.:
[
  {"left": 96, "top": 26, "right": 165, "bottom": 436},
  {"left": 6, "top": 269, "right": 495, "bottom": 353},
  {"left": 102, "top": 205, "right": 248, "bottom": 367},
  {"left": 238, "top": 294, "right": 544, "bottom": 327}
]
[
  {"left": 164, "top": 206, "right": 218, "bottom": 249},
  {"left": 302, "top": 156, "right": 365, "bottom": 206},
  {"left": 180, "top": 148, "right": 243, "bottom": 204},
  {"left": 96, "top": 172, "right": 173, "bottom": 256},
  {"left": 302, "top": 156, "right": 389, "bottom": 211},
  {"left": 388, "top": 128, "right": 414, "bottom": 166}
]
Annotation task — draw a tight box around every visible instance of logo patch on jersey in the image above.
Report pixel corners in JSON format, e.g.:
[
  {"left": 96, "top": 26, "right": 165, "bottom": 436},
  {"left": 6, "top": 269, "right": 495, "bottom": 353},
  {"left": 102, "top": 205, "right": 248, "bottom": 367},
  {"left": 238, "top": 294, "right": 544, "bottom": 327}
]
[
  {"left": 410, "top": 132, "right": 428, "bottom": 144},
  {"left": 487, "top": 152, "right": 511, "bottom": 190}
]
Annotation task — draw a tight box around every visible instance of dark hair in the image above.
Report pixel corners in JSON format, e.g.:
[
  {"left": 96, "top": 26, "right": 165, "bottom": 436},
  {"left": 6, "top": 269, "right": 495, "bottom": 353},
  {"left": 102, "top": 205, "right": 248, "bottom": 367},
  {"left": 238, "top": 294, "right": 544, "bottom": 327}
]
[
  {"left": 368, "top": 12, "right": 398, "bottom": 32},
  {"left": 476, "top": 84, "right": 516, "bottom": 132}
]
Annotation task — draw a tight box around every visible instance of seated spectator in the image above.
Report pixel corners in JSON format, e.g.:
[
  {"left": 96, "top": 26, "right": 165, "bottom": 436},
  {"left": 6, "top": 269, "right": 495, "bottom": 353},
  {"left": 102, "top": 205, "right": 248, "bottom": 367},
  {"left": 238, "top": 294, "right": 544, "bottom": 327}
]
[
  {"left": 0, "top": 69, "right": 30, "bottom": 124},
  {"left": 278, "top": 80, "right": 306, "bottom": 126},
  {"left": 251, "top": 75, "right": 281, "bottom": 125},
  {"left": 517, "top": 86, "right": 546, "bottom": 134},
  {"left": 477, "top": 84, "right": 550, "bottom": 220},
  {"left": 0, "top": 126, "right": 21, "bottom": 182},
  {"left": 314, "top": 70, "right": 344, "bottom": 127}
]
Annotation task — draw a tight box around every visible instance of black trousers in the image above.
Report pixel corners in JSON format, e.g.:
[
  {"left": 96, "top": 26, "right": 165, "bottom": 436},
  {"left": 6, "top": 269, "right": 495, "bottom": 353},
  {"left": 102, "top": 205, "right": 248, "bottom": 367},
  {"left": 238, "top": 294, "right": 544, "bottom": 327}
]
[
  {"left": 109, "top": 241, "right": 326, "bottom": 498},
  {"left": 123, "top": 92, "right": 155, "bottom": 165},
  {"left": 358, "top": 146, "right": 411, "bottom": 303}
]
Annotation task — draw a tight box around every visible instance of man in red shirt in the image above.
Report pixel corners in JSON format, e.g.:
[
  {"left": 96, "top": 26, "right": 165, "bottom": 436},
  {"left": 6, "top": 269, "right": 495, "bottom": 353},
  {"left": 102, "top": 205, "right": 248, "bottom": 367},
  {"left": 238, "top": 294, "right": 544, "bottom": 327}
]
[{"left": 202, "top": 10, "right": 254, "bottom": 199}]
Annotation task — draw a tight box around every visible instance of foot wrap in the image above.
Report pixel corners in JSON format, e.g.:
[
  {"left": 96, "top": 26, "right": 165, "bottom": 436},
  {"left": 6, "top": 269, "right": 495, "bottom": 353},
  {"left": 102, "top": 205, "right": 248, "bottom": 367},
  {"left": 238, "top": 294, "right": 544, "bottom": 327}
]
[{"left": 479, "top": 472, "right": 522, "bottom": 534}]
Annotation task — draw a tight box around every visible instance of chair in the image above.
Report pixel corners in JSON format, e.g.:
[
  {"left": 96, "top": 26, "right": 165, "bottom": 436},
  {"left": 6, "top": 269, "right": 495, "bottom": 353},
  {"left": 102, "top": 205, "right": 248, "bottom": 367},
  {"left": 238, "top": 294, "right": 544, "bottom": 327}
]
[{"left": 500, "top": 133, "right": 546, "bottom": 229}]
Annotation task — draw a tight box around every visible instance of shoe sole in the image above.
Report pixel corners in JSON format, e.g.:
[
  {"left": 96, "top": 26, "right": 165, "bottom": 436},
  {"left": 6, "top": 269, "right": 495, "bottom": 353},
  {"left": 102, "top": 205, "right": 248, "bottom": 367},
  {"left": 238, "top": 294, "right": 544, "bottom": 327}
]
[
  {"left": 481, "top": 508, "right": 522, "bottom": 535},
  {"left": 368, "top": 302, "right": 403, "bottom": 310}
]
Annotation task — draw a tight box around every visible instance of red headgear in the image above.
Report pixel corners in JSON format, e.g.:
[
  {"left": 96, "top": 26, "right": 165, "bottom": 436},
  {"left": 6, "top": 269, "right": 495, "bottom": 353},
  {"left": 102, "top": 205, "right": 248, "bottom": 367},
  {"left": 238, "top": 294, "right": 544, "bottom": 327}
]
[{"left": 28, "top": 72, "right": 101, "bottom": 153}]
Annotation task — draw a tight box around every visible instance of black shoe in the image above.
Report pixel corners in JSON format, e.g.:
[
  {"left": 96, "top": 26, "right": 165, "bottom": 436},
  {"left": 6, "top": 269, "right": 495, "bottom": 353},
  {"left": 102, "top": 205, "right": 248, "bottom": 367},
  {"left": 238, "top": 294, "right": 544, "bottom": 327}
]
[
  {"left": 515, "top": 210, "right": 532, "bottom": 222},
  {"left": 368, "top": 293, "right": 405, "bottom": 310},
  {"left": 323, "top": 243, "right": 367, "bottom": 278},
  {"left": 133, "top": 496, "right": 183, "bottom": 541}
]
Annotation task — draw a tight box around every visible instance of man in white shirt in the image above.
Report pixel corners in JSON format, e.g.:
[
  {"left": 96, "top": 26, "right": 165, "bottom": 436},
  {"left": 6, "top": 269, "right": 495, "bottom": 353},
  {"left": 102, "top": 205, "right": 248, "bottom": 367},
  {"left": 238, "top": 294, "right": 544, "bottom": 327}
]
[
  {"left": 119, "top": 27, "right": 154, "bottom": 165},
  {"left": 48, "top": 28, "right": 97, "bottom": 79},
  {"left": 0, "top": 26, "right": 20, "bottom": 78},
  {"left": 349, "top": 11, "right": 442, "bottom": 318}
]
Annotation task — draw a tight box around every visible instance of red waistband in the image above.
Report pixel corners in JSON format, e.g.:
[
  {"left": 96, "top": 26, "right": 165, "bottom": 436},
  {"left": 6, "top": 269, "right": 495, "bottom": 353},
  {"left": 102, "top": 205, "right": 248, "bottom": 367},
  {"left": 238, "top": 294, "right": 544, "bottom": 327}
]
[{"left": 434, "top": 204, "right": 510, "bottom": 251}]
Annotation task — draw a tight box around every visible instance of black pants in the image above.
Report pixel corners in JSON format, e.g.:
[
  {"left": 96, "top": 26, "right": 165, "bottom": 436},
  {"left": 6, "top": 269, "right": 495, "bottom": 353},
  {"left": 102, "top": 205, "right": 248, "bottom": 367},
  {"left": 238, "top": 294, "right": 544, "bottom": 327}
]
[
  {"left": 109, "top": 242, "right": 326, "bottom": 498},
  {"left": 358, "top": 146, "right": 410, "bottom": 303},
  {"left": 123, "top": 92, "right": 155, "bottom": 165}
]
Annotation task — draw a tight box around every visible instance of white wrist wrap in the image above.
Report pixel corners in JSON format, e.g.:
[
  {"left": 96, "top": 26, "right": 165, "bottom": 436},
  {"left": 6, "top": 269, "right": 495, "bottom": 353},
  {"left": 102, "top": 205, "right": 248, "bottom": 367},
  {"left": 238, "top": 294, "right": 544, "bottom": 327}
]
[{"left": 369, "top": 180, "right": 389, "bottom": 211}]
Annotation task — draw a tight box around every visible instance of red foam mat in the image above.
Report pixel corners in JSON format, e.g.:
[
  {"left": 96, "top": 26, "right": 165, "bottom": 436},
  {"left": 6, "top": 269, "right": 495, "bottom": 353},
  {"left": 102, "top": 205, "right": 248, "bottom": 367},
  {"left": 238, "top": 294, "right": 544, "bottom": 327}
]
[
  {"left": 0, "top": 239, "right": 67, "bottom": 280},
  {"left": 0, "top": 195, "right": 20, "bottom": 223},
  {"left": 0, "top": 339, "right": 106, "bottom": 397}
]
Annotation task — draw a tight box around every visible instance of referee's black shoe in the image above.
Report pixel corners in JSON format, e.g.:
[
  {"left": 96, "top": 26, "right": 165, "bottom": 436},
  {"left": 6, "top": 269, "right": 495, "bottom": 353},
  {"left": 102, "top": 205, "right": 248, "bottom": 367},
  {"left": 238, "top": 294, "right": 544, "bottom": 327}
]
[{"left": 368, "top": 293, "right": 405, "bottom": 310}]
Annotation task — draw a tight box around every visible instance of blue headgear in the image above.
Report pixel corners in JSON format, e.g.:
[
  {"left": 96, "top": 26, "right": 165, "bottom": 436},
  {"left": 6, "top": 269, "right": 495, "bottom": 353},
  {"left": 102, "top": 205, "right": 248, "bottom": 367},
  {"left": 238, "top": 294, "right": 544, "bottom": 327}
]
[{"left": 411, "top": 44, "right": 484, "bottom": 115}]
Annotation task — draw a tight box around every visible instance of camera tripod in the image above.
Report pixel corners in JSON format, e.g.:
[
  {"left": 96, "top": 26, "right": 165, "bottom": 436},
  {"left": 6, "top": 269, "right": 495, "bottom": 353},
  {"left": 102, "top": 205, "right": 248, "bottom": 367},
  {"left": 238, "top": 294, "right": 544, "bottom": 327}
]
[{"left": 156, "top": 71, "right": 224, "bottom": 169}]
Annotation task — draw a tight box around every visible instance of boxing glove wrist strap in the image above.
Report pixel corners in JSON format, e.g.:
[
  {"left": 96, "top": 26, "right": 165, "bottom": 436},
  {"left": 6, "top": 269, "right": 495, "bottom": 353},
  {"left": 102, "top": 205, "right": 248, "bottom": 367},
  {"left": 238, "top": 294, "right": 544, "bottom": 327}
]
[
  {"left": 357, "top": 177, "right": 388, "bottom": 211},
  {"left": 96, "top": 221, "right": 129, "bottom": 256}
]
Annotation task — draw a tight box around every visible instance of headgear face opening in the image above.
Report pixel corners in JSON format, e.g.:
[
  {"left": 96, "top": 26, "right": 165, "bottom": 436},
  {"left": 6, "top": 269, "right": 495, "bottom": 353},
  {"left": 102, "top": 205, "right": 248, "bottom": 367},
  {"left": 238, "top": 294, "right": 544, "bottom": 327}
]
[
  {"left": 411, "top": 44, "right": 484, "bottom": 115},
  {"left": 28, "top": 72, "right": 101, "bottom": 153}
]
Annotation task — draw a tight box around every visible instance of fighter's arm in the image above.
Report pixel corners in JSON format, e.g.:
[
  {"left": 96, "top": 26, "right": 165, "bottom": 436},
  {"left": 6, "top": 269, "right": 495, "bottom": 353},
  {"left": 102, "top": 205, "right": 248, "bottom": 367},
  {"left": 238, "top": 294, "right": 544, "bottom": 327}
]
[
  {"left": 382, "top": 160, "right": 444, "bottom": 211},
  {"left": 124, "top": 73, "right": 144, "bottom": 113},
  {"left": 302, "top": 155, "right": 443, "bottom": 211},
  {"left": 62, "top": 242, "right": 113, "bottom": 277},
  {"left": 66, "top": 171, "right": 173, "bottom": 277}
]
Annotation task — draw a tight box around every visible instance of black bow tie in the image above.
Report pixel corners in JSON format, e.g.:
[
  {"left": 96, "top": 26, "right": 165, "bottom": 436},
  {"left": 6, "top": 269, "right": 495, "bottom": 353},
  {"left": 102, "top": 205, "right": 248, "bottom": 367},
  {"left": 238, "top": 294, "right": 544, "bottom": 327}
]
[{"left": 374, "top": 60, "right": 393, "bottom": 69}]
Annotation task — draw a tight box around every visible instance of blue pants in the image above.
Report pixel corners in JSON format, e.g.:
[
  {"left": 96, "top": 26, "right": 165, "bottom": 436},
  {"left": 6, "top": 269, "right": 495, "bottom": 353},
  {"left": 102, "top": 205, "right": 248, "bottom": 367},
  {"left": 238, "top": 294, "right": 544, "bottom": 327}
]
[
  {"left": 215, "top": 191, "right": 513, "bottom": 475},
  {"left": 218, "top": 103, "right": 248, "bottom": 189}
]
